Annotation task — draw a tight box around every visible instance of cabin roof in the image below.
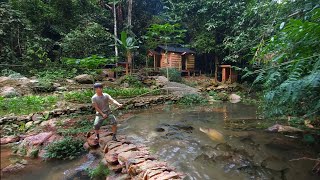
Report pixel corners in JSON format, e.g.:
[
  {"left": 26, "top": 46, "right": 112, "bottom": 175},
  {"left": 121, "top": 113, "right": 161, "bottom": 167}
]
[{"left": 156, "top": 45, "right": 196, "bottom": 54}]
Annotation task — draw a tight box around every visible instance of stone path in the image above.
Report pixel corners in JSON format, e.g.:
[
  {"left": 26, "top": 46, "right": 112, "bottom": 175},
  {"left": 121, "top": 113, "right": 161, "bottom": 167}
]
[
  {"left": 162, "top": 82, "right": 199, "bottom": 96},
  {"left": 85, "top": 128, "right": 184, "bottom": 180}
]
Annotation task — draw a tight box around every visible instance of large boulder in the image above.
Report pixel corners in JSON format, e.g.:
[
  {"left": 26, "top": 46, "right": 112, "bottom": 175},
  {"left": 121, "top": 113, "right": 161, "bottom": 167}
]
[
  {"left": 74, "top": 74, "right": 94, "bottom": 84},
  {"left": 155, "top": 76, "right": 168, "bottom": 87},
  {"left": 229, "top": 93, "right": 241, "bottom": 103},
  {"left": 0, "top": 86, "right": 20, "bottom": 97}
]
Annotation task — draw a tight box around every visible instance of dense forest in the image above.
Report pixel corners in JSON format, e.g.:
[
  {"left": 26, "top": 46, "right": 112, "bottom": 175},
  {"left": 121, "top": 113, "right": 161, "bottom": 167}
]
[
  {"left": 1, "top": 0, "right": 319, "bottom": 120},
  {"left": 1, "top": 1, "right": 320, "bottom": 179}
]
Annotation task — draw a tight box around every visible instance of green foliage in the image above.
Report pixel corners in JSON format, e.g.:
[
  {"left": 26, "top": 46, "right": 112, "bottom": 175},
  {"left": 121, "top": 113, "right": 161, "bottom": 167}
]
[
  {"left": 61, "top": 23, "right": 113, "bottom": 58},
  {"left": 64, "top": 88, "right": 158, "bottom": 103},
  {"left": 64, "top": 90, "right": 93, "bottom": 103},
  {"left": 30, "top": 148, "right": 39, "bottom": 159},
  {"left": 32, "top": 68, "right": 78, "bottom": 81},
  {"left": 208, "top": 91, "right": 228, "bottom": 101},
  {"left": 0, "top": 95, "right": 57, "bottom": 116},
  {"left": 32, "top": 78, "right": 55, "bottom": 93},
  {"left": 57, "top": 120, "right": 92, "bottom": 136},
  {"left": 159, "top": 68, "right": 182, "bottom": 82},
  {"left": 63, "top": 55, "right": 116, "bottom": 70},
  {"left": 144, "top": 23, "right": 186, "bottom": 49},
  {"left": 247, "top": 8, "right": 320, "bottom": 118},
  {"left": 1, "top": 69, "right": 24, "bottom": 78},
  {"left": 120, "top": 75, "right": 143, "bottom": 87},
  {"left": 0, "top": 3, "right": 31, "bottom": 65},
  {"left": 86, "top": 162, "right": 109, "bottom": 179},
  {"left": 177, "top": 94, "right": 207, "bottom": 105},
  {"left": 44, "top": 137, "right": 84, "bottom": 160}
]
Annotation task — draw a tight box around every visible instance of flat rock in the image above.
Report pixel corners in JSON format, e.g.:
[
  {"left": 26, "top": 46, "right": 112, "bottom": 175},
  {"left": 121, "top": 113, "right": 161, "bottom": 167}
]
[
  {"left": 0, "top": 135, "right": 20, "bottom": 145},
  {"left": 74, "top": 74, "right": 94, "bottom": 84},
  {"left": 149, "top": 171, "right": 181, "bottom": 180},
  {"left": 23, "top": 132, "right": 53, "bottom": 145},
  {"left": 1, "top": 163, "right": 25, "bottom": 173}
]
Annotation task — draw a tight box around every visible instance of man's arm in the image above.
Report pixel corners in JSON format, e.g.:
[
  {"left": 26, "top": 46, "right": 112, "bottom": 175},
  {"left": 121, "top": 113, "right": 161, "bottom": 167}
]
[
  {"left": 93, "top": 102, "right": 108, "bottom": 118},
  {"left": 108, "top": 96, "right": 122, "bottom": 107}
]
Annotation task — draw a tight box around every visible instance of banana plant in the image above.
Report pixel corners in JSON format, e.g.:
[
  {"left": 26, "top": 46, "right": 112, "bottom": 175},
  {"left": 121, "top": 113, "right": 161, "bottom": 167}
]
[{"left": 115, "top": 31, "right": 139, "bottom": 75}]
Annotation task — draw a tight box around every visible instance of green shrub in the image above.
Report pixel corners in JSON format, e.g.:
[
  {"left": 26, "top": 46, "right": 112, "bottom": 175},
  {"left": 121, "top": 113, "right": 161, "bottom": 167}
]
[
  {"left": 177, "top": 94, "right": 208, "bottom": 105},
  {"left": 0, "top": 95, "right": 57, "bottom": 116},
  {"left": 57, "top": 120, "right": 92, "bottom": 136},
  {"left": 160, "top": 68, "right": 182, "bottom": 82},
  {"left": 44, "top": 137, "right": 84, "bottom": 160},
  {"left": 86, "top": 162, "right": 109, "bottom": 179},
  {"left": 64, "top": 89, "right": 94, "bottom": 103},
  {"left": 1, "top": 69, "right": 24, "bottom": 78},
  {"left": 120, "top": 75, "right": 143, "bottom": 87},
  {"left": 31, "top": 78, "right": 55, "bottom": 92},
  {"left": 33, "top": 68, "right": 78, "bottom": 81}
]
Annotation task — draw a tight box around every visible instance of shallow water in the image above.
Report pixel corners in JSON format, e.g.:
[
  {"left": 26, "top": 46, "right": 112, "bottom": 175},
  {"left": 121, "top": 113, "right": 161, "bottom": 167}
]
[
  {"left": 119, "top": 103, "right": 319, "bottom": 180},
  {"left": 1, "top": 103, "right": 319, "bottom": 180},
  {"left": 1, "top": 145, "right": 100, "bottom": 180}
]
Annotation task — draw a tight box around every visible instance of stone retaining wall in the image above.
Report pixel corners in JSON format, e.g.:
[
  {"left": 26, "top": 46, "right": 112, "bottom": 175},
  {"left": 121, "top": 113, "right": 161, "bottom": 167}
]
[{"left": 0, "top": 95, "right": 181, "bottom": 125}]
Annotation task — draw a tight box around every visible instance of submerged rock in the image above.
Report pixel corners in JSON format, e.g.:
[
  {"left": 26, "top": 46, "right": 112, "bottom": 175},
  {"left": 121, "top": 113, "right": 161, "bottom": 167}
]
[
  {"left": 267, "top": 124, "right": 303, "bottom": 133},
  {"left": 261, "top": 156, "right": 288, "bottom": 171}
]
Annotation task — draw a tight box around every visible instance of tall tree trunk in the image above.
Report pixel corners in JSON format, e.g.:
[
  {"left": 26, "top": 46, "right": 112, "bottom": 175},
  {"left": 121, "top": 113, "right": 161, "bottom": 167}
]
[
  {"left": 128, "top": 0, "right": 132, "bottom": 30},
  {"left": 113, "top": 0, "right": 118, "bottom": 57},
  {"left": 214, "top": 55, "right": 219, "bottom": 82},
  {"left": 126, "top": 51, "right": 132, "bottom": 75}
]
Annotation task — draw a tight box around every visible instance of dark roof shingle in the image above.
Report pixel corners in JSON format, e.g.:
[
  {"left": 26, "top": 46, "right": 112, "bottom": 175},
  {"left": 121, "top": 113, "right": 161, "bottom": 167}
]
[{"left": 156, "top": 45, "right": 196, "bottom": 54}]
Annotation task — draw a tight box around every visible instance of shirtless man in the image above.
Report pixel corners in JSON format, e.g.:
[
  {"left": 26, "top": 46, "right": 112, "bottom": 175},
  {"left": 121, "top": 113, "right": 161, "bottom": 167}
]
[{"left": 91, "top": 83, "right": 122, "bottom": 141}]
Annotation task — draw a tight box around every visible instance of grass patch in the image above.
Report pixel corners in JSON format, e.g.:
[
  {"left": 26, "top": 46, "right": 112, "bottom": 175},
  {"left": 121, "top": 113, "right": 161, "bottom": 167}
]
[
  {"left": 64, "top": 88, "right": 161, "bottom": 103},
  {"left": 182, "top": 79, "right": 198, "bottom": 87},
  {"left": 177, "top": 94, "right": 208, "bottom": 105},
  {"left": 86, "top": 162, "right": 109, "bottom": 179},
  {"left": 32, "top": 68, "right": 78, "bottom": 81},
  {"left": 0, "top": 95, "right": 57, "bottom": 116},
  {"left": 44, "top": 136, "right": 84, "bottom": 160}
]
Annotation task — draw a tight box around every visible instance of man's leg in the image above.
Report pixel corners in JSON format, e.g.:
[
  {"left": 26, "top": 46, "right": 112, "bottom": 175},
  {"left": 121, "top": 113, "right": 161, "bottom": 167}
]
[
  {"left": 93, "top": 116, "right": 103, "bottom": 140},
  {"left": 109, "top": 115, "right": 118, "bottom": 141}
]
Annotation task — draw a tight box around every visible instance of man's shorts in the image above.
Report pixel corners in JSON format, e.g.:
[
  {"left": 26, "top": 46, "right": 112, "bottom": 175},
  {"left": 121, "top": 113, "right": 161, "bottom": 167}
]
[{"left": 94, "top": 114, "right": 117, "bottom": 130}]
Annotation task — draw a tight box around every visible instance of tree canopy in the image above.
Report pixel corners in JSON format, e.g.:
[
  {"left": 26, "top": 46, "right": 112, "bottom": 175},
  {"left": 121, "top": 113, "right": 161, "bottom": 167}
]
[{"left": 0, "top": 0, "right": 319, "bottom": 119}]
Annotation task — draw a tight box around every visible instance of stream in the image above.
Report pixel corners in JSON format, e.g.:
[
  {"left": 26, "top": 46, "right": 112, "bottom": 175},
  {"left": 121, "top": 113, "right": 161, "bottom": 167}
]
[{"left": 1, "top": 103, "right": 319, "bottom": 180}]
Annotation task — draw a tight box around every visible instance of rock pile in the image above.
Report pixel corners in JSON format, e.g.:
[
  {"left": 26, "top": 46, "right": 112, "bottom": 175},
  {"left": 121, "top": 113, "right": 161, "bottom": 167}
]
[{"left": 85, "top": 130, "right": 184, "bottom": 180}]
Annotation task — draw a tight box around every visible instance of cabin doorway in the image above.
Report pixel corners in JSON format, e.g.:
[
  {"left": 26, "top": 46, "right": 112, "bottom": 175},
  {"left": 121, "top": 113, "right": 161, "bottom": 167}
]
[{"left": 182, "top": 55, "right": 187, "bottom": 70}]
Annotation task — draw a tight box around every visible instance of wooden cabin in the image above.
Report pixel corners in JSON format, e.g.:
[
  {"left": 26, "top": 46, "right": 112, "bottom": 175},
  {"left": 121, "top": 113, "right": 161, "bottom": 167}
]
[{"left": 148, "top": 45, "right": 197, "bottom": 75}]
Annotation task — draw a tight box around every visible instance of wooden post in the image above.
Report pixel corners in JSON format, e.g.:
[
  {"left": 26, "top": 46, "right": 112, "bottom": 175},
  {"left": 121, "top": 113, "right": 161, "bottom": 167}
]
[
  {"left": 153, "top": 55, "right": 156, "bottom": 70},
  {"left": 222, "top": 67, "right": 226, "bottom": 82}
]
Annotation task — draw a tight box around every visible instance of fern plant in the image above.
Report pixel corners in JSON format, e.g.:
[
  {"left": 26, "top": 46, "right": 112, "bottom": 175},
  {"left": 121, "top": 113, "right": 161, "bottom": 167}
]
[{"left": 247, "top": 8, "right": 320, "bottom": 120}]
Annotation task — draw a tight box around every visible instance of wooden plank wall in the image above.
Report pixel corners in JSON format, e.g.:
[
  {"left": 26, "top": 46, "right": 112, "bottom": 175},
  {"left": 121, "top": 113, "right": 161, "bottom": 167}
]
[
  {"left": 170, "top": 53, "right": 182, "bottom": 69},
  {"left": 187, "top": 55, "right": 195, "bottom": 70},
  {"left": 160, "top": 52, "right": 182, "bottom": 68}
]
